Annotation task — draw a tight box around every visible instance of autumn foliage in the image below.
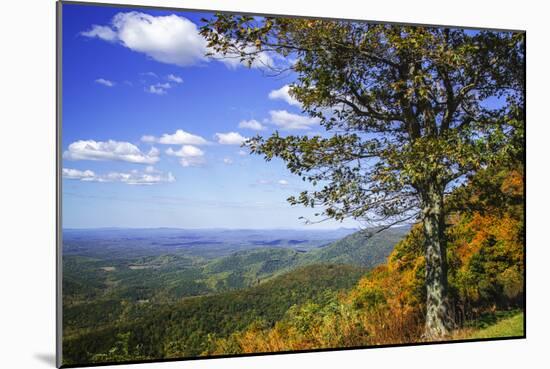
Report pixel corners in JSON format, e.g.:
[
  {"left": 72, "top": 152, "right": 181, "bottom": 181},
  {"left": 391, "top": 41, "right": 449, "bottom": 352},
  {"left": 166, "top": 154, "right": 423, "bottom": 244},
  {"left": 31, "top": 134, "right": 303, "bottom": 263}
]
[{"left": 204, "top": 164, "right": 524, "bottom": 354}]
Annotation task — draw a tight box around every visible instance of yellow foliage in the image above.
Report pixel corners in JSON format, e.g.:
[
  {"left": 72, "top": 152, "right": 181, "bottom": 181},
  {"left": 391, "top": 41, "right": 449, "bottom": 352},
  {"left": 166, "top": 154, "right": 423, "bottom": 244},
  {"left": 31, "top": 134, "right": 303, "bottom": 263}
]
[{"left": 205, "top": 166, "right": 524, "bottom": 355}]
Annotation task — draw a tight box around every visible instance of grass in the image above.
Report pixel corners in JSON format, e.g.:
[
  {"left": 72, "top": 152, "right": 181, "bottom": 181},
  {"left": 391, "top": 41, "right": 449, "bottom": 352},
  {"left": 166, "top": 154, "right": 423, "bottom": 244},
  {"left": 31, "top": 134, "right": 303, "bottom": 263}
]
[
  {"left": 469, "top": 311, "right": 524, "bottom": 339},
  {"left": 453, "top": 310, "right": 524, "bottom": 340}
]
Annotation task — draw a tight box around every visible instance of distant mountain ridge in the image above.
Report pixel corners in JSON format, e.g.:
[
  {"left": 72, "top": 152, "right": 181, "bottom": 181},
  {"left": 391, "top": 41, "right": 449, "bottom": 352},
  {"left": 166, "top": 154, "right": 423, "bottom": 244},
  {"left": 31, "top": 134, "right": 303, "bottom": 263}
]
[
  {"left": 63, "top": 226, "right": 410, "bottom": 300},
  {"left": 306, "top": 226, "right": 410, "bottom": 268},
  {"left": 199, "top": 226, "right": 410, "bottom": 289},
  {"left": 63, "top": 227, "right": 360, "bottom": 259}
]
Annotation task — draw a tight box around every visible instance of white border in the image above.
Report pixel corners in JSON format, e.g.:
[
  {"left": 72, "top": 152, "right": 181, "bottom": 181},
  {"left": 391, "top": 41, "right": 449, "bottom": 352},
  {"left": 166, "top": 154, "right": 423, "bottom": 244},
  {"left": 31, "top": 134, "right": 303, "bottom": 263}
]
[{"left": 1, "top": 0, "right": 547, "bottom": 368}]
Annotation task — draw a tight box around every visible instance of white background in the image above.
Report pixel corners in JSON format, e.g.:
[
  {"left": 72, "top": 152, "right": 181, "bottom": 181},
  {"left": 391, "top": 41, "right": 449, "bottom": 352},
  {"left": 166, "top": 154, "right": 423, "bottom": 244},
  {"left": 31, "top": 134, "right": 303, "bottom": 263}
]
[{"left": 0, "top": 0, "right": 547, "bottom": 368}]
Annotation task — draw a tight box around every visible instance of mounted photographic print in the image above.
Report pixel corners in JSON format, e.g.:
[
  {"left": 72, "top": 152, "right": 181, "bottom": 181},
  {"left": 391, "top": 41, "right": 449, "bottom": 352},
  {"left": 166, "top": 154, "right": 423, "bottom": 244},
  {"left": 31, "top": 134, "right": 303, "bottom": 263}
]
[{"left": 57, "top": 1, "right": 526, "bottom": 367}]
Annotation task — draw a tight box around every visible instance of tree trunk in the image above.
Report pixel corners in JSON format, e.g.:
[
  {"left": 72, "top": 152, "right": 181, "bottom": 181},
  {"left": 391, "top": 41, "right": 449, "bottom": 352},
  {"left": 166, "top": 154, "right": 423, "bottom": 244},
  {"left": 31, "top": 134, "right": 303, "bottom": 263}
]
[{"left": 421, "top": 183, "right": 454, "bottom": 339}]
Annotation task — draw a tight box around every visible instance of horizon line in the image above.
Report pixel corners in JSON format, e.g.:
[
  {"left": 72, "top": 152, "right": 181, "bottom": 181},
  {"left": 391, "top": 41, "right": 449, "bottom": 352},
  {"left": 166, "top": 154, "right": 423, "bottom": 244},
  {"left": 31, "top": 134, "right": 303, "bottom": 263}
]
[
  {"left": 62, "top": 224, "right": 412, "bottom": 231},
  {"left": 62, "top": 226, "right": 361, "bottom": 231}
]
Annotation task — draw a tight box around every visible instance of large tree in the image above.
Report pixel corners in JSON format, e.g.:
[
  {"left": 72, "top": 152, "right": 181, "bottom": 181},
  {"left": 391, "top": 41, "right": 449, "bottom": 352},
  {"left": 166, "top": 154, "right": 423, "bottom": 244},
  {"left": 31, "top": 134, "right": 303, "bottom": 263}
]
[{"left": 200, "top": 17, "right": 524, "bottom": 338}]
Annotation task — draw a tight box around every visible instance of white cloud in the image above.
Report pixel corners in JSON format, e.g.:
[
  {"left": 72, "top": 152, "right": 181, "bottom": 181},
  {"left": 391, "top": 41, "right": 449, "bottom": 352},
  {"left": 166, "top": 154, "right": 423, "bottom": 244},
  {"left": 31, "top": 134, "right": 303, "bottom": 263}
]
[
  {"left": 62, "top": 168, "right": 96, "bottom": 180},
  {"left": 268, "top": 110, "right": 319, "bottom": 130},
  {"left": 63, "top": 167, "right": 175, "bottom": 185},
  {"left": 81, "top": 12, "right": 274, "bottom": 69},
  {"left": 146, "top": 82, "right": 172, "bottom": 95},
  {"left": 148, "top": 147, "right": 160, "bottom": 157},
  {"left": 223, "top": 157, "right": 233, "bottom": 165},
  {"left": 165, "top": 145, "right": 205, "bottom": 167},
  {"left": 268, "top": 85, "right": 301, "bottom": 107},
  {"left": 215, "top": 132, "right": 247, "bottom": 145},
  {"left": 166, "top": 145, "right": 204, "bottom": 157},
  {"left": 105, "top": 170, "right": 175, "bottom": 185},
  {"left": 144, "top": 165, "right": 159, "bottom": 173},
  {"left": 63, "top": 140, "right": 160, "bottom": 164},
  {"left": 159, "top": 130, "right": 207, "bottom": 145},
  {"left": 166, "top": 74, "right": 183, "bottom": 83},
  {"left": 238, "top": 119, "right": 265, "bottom": 131},
  {"left": 238, "top": 150, "right": 247, "bottom": 156},
  {"left": 146, "top": 85, "right": 166, "bottom": 95},
  {"left": 278, "top": 179, "right": 289, "bottom": 186},
  {"left": 141, "top": 130, "right": 208, "bottom": 145},
  {"left": 81, "top": 25, "right": 117, "bottom": 41},
  {"left": 95, "top": 78, "right": 115, "bottom": 87},
  {"left": 82, "top": 12, "right": 208, "bottom": 67}
]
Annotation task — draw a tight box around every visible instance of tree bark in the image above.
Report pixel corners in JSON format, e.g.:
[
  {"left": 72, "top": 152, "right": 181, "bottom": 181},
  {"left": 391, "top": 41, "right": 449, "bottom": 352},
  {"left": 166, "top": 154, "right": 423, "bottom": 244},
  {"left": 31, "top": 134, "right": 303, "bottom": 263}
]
[{"left": 420, "top": 183, "right": 454, "bottom": 339}]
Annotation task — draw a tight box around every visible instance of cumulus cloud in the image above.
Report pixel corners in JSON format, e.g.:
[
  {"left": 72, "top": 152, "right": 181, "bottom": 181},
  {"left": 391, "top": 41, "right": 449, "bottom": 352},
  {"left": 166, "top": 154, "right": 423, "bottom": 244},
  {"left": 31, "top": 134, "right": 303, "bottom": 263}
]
[
  {"left": 81, "top": 12, "right": 274, "bottom": 69},
  {"left": 166, "top": 145, "right": 204, "bottom": 157},
  {"left": 63, "top": 140, "right": 160, "bottom": 164},
  {"left": 63, "top": 167, "right": 175, "bottom": 185},
  {"left": 146, "top": 85, "right": 166, "bottom": 95},
  {"left": 95, "top": 78, "right": 115, "bottom": 87},
  {"left": 146, "top": 82, "right": 172, "bottom": 95},
  {"left": 223, "top": 157, "right": 233, "bottom": 165},
  {"left": 159, "top": 130, "right": 207, "bottom": 145},
  {"left": 141, "top": 129, "right": 208, "bottom": 145},
  {"left": 268, "top": 85, "right": 301, "bottom": 107},
  {"left": 238, "top": 119, "right": 265, "bottom": 131},
  {"left": 268, "top": 110, "right": 319, "bottom": 130},
  {"left": 215, "top": 132, "right": 247, "bottom": 145},
  {"left": 62, "top": 168, "right": 96, "bottom": 180},
  {"left": 105, "top": 170, "right": 175, "bottom": 185},
  {"left": 238, "top": 150, "right": 247, "bottom": 156},
  {"left": 82, "top": 12, "right": 208, "bottom": 67},
  {"left": 278, "top": 179, "right": 289, "bottom": 186},
  {"left": 166, "top": 74, "right": 183, "bottom": 83},
  {"left": 166, "top": 145, "right": 205, "bottom": 167},
  {"left": 81, "top": 25, "right": 117, "bottom": 41}
]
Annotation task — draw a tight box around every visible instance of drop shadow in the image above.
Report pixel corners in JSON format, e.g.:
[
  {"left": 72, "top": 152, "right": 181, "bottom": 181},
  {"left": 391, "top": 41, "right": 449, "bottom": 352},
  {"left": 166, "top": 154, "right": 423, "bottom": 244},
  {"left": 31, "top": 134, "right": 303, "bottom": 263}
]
[{"left": 34, "top": 353, "right": 56, "bottom": 367}]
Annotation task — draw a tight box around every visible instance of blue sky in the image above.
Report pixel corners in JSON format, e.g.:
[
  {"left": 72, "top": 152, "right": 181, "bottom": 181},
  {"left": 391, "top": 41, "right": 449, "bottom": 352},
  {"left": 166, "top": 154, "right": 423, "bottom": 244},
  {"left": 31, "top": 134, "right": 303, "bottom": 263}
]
[{"left": 61, "top": 3, "right": 357, "bottom": 229}]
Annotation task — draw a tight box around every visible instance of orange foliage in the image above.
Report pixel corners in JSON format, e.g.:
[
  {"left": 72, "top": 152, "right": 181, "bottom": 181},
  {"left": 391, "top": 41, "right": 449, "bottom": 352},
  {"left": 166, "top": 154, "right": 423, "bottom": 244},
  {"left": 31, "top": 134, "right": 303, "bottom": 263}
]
[
  {"left": 205, "top": 166, "right": 524, "bottom": 355},
  {"left": 501, "top": 169, "right": 524, "bottom": 197}
]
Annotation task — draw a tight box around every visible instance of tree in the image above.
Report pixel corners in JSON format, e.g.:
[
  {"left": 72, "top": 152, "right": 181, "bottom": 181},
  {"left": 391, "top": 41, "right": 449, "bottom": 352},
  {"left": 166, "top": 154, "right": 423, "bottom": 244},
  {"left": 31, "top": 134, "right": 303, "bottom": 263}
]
[{"left": 200, "top": 17, "right": 524, "bottom": 338}]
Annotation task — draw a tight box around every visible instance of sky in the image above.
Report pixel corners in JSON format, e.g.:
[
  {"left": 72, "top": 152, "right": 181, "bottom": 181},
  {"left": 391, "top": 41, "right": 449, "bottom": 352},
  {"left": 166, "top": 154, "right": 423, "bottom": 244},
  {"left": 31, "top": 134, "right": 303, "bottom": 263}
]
[{"left": 61, "top": 3, "right": 359, "bottom": 230}]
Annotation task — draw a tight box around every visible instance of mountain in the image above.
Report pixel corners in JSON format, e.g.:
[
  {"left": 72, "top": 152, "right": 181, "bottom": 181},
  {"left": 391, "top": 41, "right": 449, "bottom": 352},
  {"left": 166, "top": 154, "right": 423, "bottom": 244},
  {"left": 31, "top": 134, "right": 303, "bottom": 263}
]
[
  {"left": 304, "top": 226, "right": 411, "bottom": 268},
  {"left": 63, "top": 227, "right": 410, "bottom": 311},
  {"left": 202, "top": 247, "right": 302, "bottom": 290},
  {"left": 62, "top": 227, "right": 359, "bottom": 259},
  {"left": 199, "top": 226, "right": 410, "bottom": 290}
]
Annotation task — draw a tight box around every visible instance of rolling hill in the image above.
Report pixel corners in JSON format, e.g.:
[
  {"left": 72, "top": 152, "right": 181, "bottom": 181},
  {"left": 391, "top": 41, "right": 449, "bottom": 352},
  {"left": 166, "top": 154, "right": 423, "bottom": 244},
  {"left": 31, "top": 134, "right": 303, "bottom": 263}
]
[
  {"left": 305, "top": 226, "right": 410, "bottom": 268},
  {"left": 199, "top": 226, "right": 410, "bottom": 289},
  {"left": 63, "top": 264, "right": 366, "bottom": 364}
]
